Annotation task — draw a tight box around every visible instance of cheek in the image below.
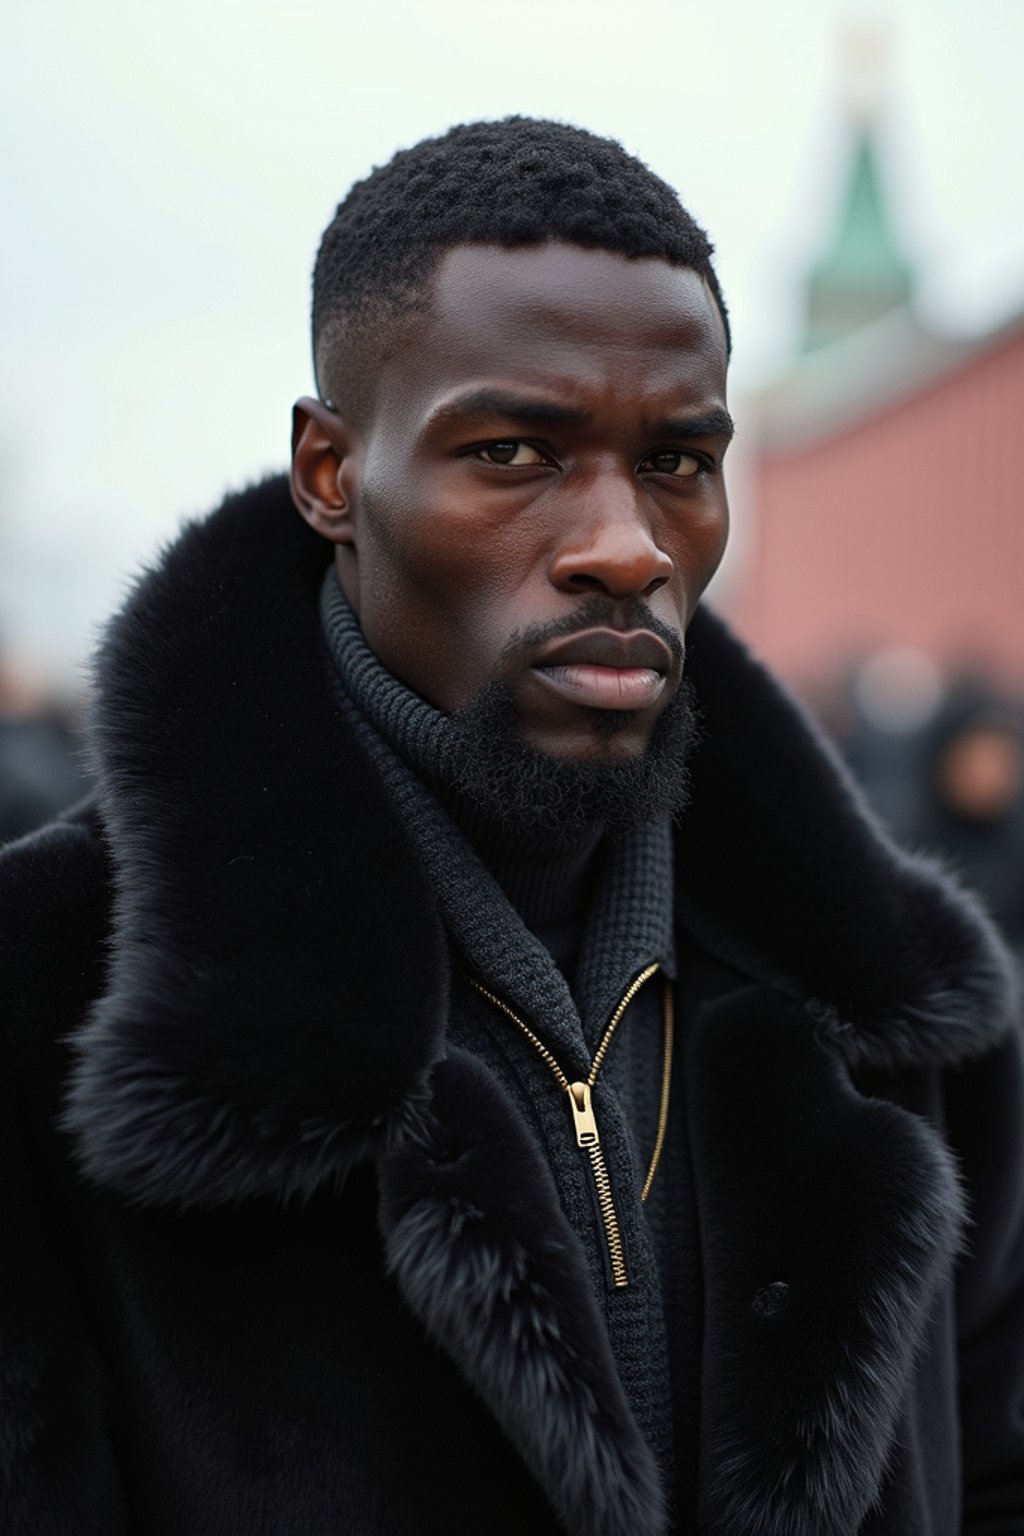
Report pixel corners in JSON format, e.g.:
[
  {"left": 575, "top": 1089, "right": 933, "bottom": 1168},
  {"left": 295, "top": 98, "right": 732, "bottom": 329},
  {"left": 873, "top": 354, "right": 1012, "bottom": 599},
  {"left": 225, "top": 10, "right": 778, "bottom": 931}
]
[
  {"left": 701, "top": 498, "right": 730, "bottom": 580},
  {"left": 352, "top": 477, "right": 525, "bottom": 707},
  {"left": 358, "top": 461, "right": 533, "bottom": 616},
  {"left": 665, "top": 495, "right": 730, "bottom": 613}
]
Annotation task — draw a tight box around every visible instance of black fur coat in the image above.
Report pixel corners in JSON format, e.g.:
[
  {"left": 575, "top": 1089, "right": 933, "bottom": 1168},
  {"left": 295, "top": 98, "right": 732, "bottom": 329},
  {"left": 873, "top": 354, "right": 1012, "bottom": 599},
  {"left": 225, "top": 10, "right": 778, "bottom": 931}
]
[{"left": 2, "top": 477, "right": 1022, "bottom": 1536}]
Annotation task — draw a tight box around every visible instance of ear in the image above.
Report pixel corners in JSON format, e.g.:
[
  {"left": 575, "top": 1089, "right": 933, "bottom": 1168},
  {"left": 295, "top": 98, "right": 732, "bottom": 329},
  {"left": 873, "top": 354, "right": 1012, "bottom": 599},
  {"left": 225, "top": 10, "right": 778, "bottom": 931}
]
[{"left": 289, "top": 396, "right": 362, "bottom": 548}]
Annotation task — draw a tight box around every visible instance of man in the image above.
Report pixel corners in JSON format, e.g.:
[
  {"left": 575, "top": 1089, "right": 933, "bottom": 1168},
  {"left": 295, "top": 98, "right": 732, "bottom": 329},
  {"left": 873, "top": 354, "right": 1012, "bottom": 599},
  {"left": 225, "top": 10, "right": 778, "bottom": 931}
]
[{"left": 1, "top": 118, "right": 1021, "bottom": 1536}]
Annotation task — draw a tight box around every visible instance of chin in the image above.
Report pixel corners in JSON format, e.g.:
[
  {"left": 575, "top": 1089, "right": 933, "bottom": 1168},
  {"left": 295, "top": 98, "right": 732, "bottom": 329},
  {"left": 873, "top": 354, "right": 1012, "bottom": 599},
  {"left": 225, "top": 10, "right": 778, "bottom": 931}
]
[
  {"left": 522, "top": 711, "right": 658, "bottom": 762},
  {"left": 445, "top": 677, "right": 700, "bottom": 840},
  {"left": 525, "top": 703, "right": 660, "bottom": 755}
]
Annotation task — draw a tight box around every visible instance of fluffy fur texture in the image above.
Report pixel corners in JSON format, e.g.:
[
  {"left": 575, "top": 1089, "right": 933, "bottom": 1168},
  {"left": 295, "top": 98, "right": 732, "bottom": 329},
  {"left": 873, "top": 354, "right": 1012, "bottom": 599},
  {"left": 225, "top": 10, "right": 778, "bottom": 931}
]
[
  {"left": 2, "top": 475, "right": 1020, "bottom": 1534},
  {"left": 64, "top": 480, "right": 449, "bottom": 1207},
  {"left": 689, "top": 986, "right": 967, "bottom": 1536},
  {"left": 64, "top": 477, "right": 1013, "bottom": 1213},
  {"left": 678, "top": 613, "right": 1016, "bottom": 1072},
  {"left": 379, "top": 1049, "right": 666, "bottom": 1536}
]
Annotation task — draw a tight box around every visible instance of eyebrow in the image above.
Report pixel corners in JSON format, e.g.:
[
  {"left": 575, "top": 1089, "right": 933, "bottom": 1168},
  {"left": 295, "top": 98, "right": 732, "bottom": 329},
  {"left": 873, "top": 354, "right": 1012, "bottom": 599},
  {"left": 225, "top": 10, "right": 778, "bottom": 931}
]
[
  {"left": 652, "top": 409, "right": 735, "bottom": 442},
  {"left": 427, "top": 389, "right": 735, "bottom": 444},
  {"left": 426, "top": 389, "right": 592, "bottom": 432}
]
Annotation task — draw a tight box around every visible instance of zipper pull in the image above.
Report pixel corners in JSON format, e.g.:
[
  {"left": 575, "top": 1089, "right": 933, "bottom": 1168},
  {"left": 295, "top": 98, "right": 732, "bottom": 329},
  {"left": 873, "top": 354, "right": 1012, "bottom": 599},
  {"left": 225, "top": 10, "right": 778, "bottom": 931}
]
[
  {"left": 567, "top": 1081, "right": 599, "bottom": 1147},
  {"left": 568, "top": 1080, "right": 629, "bottom": 1290}
]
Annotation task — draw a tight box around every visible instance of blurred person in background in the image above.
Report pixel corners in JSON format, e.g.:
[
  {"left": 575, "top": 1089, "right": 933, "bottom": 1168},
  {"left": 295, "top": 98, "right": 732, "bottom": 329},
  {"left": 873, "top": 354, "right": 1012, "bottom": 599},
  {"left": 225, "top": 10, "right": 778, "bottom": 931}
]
[
  {"left": 819, "top": 646, "right": 945, "bottom": 837},
  {"left": 906, "top": 680, "right": 1024, "bottom": 964},
  {"left": 0, "top": 643, "right": 90, "bottom": 842},
  {"left": 830, "top": 656, "right": 1024, "bottom": 969},
  {"left": 0, "top": 118, "right": 1022, "bottom": 1536}
]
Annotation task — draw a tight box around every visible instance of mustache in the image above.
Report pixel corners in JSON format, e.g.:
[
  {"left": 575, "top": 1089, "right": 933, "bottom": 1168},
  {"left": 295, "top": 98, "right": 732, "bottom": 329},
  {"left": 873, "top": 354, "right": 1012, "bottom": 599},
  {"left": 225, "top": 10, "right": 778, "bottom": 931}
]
[{"left": 503, "top": 595, "right": 685, "bottom": 667}]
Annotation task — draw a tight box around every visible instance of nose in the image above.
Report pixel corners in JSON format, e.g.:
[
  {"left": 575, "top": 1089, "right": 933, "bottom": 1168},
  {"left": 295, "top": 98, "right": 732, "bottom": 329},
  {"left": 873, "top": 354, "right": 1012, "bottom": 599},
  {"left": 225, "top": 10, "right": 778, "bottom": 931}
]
[{"left": 548, "top": 473, "right": 673, "bottom": 600}]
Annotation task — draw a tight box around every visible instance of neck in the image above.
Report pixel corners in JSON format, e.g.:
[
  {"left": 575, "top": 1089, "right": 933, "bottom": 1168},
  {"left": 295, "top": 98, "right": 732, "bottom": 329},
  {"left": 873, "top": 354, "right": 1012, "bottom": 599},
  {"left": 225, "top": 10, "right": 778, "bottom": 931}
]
[{"left": 437, "top": 780, "right": 604, "bottom": 928}]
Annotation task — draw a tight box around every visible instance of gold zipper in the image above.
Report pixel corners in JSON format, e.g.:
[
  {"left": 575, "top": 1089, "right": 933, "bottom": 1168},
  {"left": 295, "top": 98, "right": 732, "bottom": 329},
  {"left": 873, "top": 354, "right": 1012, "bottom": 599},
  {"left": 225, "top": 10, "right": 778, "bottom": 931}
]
[{"left": 466, "top": 964, "right": 674, "bottom": 1291}]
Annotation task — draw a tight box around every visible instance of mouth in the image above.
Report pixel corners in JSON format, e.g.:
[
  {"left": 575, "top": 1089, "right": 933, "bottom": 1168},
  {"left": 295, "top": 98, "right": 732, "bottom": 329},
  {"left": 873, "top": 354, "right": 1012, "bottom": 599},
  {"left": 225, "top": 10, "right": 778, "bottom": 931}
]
[{"left": 530, "top": 628, "right": 674, "bottom": 712}]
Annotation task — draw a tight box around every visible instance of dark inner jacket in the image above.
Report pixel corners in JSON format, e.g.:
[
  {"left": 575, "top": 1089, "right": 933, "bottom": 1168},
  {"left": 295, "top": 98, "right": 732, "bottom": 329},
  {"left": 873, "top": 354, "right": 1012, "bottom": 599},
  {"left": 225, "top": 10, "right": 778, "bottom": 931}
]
[{"left": 1, "top": 475, "right": 1022, "bottom": 1536}]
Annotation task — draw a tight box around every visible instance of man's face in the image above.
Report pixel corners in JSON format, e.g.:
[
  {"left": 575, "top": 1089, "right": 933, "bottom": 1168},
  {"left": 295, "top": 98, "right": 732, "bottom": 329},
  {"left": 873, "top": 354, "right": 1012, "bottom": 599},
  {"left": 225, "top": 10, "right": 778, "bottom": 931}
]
[{"left": 301, "top": 242, "right": 731, "bottom": 762}]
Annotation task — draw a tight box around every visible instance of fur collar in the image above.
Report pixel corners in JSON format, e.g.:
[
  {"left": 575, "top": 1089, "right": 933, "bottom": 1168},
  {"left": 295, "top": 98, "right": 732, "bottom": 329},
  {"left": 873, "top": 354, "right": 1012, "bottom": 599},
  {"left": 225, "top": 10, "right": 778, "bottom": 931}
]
[
  {"left": 55, "top": 475, "right": 1015, "bottom": 1536},
  {"left": 64, "top": 474, "right": 1013, "bottom": 1208},
  {"left": 678, "top": 606, "right": 1015, "bottom": 1073}
]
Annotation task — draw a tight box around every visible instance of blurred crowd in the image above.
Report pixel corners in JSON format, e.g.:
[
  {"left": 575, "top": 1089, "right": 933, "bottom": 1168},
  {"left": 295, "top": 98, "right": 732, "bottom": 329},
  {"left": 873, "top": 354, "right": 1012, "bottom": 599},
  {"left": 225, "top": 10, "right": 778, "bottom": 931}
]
[
  {"left": 818, "top": 649, "right": 1024, "bottom": 967},
  {"left": 0, "top": 657, "right": 92, "bottom": 843}
]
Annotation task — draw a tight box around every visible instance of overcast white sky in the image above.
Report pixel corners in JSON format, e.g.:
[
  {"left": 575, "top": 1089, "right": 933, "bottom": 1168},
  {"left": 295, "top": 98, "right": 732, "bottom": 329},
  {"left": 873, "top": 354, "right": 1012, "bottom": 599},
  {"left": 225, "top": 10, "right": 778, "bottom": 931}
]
[{"left": 3, "top": 0, "right": 1023, "bottom": 684}]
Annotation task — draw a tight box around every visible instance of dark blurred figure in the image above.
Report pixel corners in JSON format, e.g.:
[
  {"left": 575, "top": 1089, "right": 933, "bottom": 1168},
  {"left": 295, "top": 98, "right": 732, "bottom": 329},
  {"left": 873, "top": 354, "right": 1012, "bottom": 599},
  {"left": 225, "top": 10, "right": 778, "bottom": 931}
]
[
  {"left": 0, "top": 661, "right": 91, "bottom": 842},
  {"left": 816, "top": 646, "right": 944, "bottom": 837},
  {"left": 905, "top": 680, "right": 1024, "bottom": 960}
]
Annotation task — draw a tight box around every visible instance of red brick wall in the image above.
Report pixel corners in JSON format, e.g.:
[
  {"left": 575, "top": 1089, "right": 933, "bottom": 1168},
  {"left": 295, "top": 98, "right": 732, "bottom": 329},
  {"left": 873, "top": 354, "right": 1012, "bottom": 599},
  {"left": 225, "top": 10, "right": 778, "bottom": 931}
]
[{"left": 730, "top": 324, "right": 1024, "bottom": 690}]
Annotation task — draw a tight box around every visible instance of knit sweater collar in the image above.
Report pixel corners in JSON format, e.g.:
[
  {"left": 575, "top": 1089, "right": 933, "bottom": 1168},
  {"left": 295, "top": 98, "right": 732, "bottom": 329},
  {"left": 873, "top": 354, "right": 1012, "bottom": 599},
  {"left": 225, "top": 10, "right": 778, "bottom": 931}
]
[
  {"left": 319, "top": 570, "right": 605, "bottom": 932},
  {"left": 319, "top": 569, "right": 676, "bottom": 1035}
]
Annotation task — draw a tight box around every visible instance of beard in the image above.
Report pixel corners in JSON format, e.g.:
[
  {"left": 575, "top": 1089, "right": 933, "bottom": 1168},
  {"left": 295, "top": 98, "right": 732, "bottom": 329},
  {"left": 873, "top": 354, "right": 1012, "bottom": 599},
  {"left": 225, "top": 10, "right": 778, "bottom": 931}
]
[{"left": 442, "top": 602, "right": 701, "bottom": 847}]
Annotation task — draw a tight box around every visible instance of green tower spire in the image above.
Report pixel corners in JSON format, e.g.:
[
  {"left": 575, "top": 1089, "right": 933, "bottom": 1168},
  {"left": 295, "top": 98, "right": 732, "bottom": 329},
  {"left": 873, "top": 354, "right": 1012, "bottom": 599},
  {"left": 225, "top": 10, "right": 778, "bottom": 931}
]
[{"left": 803, "top": 128, "right": 914, "bottom": 353}]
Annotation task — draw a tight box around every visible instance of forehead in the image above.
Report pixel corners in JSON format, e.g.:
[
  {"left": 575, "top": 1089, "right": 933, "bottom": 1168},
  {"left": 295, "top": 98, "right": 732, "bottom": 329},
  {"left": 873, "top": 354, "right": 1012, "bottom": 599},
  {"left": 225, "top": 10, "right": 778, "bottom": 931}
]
[{"left": 369, "top": 242, "right": 729, "bottom": 425}]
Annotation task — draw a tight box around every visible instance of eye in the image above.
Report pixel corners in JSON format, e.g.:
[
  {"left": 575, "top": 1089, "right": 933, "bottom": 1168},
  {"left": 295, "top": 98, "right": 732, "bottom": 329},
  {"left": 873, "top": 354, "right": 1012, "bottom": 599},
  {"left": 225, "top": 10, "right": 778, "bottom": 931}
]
[
  {"left": 474, "top": 440, "right": 546, "bottom": 467},
  {"left": 642, "top": 449, "right": 704, "bottom": 478}
]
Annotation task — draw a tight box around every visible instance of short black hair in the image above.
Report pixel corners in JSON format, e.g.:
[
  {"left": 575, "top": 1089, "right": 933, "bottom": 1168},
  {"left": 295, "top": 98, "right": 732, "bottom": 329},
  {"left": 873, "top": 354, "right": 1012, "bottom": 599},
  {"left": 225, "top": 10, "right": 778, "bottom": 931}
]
[{"left": 312, "top": 116, "right": 729, "bottom": 405}]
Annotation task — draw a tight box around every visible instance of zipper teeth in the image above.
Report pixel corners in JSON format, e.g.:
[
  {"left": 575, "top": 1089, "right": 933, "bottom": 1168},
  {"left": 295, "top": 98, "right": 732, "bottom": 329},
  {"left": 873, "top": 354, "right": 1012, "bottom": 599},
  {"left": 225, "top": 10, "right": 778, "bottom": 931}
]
[
  {"left": 588, "top": 962, "right": 661, "bottom": 1086},
  {"left": 466, "top": 979, "right": 571, "bottom": 1091},
  {"left": 466, "top": 967, "right": 673, "bottom": 1290},
  {"left": 640, "top": 980, "right": 674, "bottom": 1203},
  {"left": 466, "top": 966, "right": 660, "bottom": 1094},
  {"left": 587, "top": 1142, "right": 629, "bottom": 1288}
]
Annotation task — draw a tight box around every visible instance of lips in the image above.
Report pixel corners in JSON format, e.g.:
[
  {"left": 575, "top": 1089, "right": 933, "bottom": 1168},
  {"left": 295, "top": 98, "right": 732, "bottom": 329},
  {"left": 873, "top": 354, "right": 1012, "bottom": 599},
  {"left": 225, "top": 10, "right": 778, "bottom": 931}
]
[{"left": 530, "top": 628, "right": 674, "bottom": 712}]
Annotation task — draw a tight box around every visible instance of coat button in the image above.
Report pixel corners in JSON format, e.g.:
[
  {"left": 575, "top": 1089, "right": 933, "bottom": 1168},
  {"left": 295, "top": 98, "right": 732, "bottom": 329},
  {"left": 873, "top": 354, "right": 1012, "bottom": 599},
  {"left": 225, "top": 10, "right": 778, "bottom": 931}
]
[{"left": 751, "top": 1281, "right": 790, "bottom": 1317}]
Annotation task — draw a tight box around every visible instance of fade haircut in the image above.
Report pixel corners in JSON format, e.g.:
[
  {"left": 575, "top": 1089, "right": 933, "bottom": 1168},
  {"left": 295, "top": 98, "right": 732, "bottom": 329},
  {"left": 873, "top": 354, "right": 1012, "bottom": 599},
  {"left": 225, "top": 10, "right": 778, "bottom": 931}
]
[{"left": 312, "top": 116, "right": 729, "bottom": 412}]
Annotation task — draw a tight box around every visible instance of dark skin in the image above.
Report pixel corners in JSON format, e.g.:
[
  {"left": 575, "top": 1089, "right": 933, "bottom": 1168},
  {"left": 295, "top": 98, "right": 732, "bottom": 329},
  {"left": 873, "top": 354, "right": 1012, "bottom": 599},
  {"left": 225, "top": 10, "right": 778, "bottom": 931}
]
[{"left": 291, "top": 242, "right": 732, "bottom": 762}]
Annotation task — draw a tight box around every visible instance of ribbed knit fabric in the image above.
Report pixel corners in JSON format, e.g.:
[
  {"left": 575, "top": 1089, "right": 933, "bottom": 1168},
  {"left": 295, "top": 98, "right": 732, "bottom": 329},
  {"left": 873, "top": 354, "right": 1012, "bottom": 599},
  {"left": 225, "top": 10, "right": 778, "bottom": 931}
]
[
  {"left": 320, "top": 570, "right": 691, "bottom": 1510},
  {"left": 425, "top": 795, "right": 603, "bottom": 985}
]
